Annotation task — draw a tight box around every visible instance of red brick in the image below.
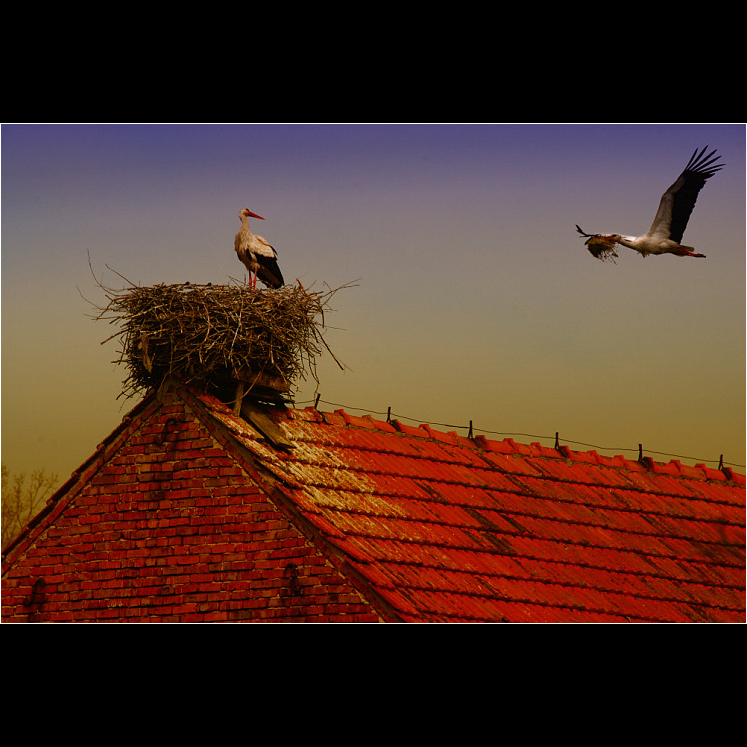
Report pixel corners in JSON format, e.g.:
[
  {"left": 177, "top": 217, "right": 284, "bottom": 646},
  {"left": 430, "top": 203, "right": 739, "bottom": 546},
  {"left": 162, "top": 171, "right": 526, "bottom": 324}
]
[{"left": 17, "top": 380, "right": 740, "bottom": 623}]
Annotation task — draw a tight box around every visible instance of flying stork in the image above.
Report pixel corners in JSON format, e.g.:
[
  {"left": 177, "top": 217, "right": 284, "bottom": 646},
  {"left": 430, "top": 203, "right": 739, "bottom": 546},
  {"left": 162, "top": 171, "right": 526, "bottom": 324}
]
[
  {"left": 576, "top": 146, "right": 724, "bottom": 262},
  {"left": 234, "top": 208, "right": 284, "bottom": 289}
]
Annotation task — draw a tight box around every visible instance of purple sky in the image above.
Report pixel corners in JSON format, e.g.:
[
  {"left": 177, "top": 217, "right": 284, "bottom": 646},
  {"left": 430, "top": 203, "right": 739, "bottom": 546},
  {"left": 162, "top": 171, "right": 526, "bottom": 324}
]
[{"left": 2, "top": 123, "right": 744, "bottom": 483}]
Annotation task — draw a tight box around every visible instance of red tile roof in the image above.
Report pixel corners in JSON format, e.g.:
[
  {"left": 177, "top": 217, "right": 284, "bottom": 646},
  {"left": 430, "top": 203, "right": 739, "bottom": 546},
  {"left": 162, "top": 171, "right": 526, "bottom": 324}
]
[
  {"left": 188, "top": 387, "right": 745, "bottom": 623},
  {"left": 3, "top": 383, "right": 744, "bottom": 623}
]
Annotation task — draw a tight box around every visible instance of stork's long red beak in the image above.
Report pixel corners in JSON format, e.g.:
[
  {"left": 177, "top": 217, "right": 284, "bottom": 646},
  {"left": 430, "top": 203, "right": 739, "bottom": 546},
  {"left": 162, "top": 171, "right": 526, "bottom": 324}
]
[{"left": 245, "top": 209, "right": 265, "bottom": 220}]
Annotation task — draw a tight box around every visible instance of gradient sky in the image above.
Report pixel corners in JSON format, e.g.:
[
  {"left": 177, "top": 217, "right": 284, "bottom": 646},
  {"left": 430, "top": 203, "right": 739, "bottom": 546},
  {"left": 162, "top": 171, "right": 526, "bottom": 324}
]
[{"left": 2, "top": 123, "right": 745, "bottom": 485}]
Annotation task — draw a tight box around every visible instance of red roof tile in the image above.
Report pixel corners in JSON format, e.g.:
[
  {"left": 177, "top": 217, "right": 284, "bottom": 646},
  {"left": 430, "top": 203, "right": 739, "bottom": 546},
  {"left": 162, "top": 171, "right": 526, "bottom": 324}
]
[
  {"left": 186, "top": 387, "right": 745, "bottom": 623},
  {"left": 3, "top": 382, "right": 744, "bottom": 623}
]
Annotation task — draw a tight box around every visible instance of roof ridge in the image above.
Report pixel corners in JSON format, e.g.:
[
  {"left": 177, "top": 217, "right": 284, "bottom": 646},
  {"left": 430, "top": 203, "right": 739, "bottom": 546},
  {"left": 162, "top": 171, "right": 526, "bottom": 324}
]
[{"left": 285, "top": 404, "right": 743, "bottom": 484}]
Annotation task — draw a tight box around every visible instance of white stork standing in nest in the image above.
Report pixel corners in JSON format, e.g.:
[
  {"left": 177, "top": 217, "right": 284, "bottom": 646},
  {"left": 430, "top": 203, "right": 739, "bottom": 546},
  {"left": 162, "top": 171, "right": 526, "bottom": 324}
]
[
  {"left": 234, "top": 208, "right": 285, "bottom": 289},
  {"left": 576, "top": 146, "right": 724, "bottom": 262}
]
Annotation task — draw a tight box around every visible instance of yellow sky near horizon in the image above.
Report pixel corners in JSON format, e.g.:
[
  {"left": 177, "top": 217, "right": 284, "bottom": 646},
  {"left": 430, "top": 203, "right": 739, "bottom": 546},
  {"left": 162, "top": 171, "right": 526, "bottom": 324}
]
[{"left": 2, "top": 123, "right": 745, "bottom": 488}]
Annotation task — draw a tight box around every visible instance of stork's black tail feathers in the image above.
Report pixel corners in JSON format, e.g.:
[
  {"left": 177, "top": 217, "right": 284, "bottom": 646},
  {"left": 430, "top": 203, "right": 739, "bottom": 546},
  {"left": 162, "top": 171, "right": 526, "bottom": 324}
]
[{"left": 256, "top": 255, "right": 284, "bottom": 289}]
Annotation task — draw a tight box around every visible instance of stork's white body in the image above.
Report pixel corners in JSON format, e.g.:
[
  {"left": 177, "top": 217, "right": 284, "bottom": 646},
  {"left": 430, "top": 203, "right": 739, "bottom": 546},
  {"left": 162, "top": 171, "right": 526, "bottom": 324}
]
[
  {"left": 235, "top": 223, "right": 275, "bottom": 267},
  {"left": 615, "top": 234, "right": 702, "bottom": 258},
  {"left": 234, "top": 208, "right": 284, "bottom": 289},
  {"left": 577, "top": 147, "right": 723, "bottom": 261}
]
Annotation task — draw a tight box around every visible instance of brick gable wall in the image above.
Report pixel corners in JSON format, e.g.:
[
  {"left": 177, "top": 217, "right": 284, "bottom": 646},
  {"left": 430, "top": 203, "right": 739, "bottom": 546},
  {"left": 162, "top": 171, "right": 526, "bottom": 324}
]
[{"left": 2, "top": 393, "right": 382, "bottom": 623}]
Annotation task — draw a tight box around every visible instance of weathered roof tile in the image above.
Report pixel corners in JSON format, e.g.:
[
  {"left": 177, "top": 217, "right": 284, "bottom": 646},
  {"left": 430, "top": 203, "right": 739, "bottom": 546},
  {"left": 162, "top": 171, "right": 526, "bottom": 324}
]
[
  {"left": 229, "top": 395, "right": 742, "bottom": 622},
  {"left": 3, "top": 383, "right": 743, "bottom": 623}
]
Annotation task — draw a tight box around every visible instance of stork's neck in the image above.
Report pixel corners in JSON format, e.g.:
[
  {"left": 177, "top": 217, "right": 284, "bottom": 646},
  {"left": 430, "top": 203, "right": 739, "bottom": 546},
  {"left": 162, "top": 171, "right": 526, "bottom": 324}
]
[{"left": 616, "top": 235, "right": 638, "bottom": 249}]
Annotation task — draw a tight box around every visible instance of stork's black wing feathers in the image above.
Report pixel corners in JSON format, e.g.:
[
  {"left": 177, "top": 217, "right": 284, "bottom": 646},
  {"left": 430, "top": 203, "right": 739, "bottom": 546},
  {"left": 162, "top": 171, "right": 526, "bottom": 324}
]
[
  {"left": 668, "top": 146, "right": 723, "bottom": 244},
  {"left": 256, "top": 251, "right": 284, "bottom": 289}
]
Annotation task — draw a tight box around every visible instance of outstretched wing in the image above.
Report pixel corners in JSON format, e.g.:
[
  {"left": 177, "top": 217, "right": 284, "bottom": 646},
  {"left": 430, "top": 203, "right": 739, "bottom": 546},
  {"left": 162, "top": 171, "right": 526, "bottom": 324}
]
[{"left": 648, "top": 147, "right": 723, "bottom": 243}]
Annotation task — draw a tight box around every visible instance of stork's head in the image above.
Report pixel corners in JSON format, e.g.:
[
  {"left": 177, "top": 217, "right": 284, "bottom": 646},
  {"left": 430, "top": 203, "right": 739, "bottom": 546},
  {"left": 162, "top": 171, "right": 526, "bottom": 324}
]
[{"left": 239, "top": 208, "right": 265, "bottom": 220}]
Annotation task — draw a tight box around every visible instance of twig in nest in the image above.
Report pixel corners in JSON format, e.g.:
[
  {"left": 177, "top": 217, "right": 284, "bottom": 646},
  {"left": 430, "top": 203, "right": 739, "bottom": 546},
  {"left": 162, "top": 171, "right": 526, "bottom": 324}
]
[{"left": 84, "top": 263, "right": 355, "bottom": 400}]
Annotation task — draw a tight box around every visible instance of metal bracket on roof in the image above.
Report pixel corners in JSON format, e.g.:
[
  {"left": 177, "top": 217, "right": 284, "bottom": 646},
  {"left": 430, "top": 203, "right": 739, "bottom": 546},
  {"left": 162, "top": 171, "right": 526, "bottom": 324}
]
[
  {"left": 638, "top": 444, "right": 655, "bottom": 470},
  {"left": 717, "top": 455, "right": 737, "bottom": 481},
  {"left": 554, "top": 433, "right": 574, "bottom": 460}
]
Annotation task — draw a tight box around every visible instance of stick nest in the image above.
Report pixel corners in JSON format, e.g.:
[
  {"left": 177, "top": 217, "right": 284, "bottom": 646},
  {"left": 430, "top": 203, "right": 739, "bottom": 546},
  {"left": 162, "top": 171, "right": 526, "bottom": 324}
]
[
  {"left": 90, "top": 274, "right": 348, "bottom": 400},
  {"left": 585, "top": 235, "right": 619, "bottom": 263}
]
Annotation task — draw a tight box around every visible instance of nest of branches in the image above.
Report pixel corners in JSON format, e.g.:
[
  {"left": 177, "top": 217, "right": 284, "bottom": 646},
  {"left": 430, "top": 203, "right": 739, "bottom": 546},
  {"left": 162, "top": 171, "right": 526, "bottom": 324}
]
[
  {"left": 89, "top": 272, "right": 348, "bottom": 401},
  {"left": 584, "top": 235, "right": 619, "bottom": 262}
]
